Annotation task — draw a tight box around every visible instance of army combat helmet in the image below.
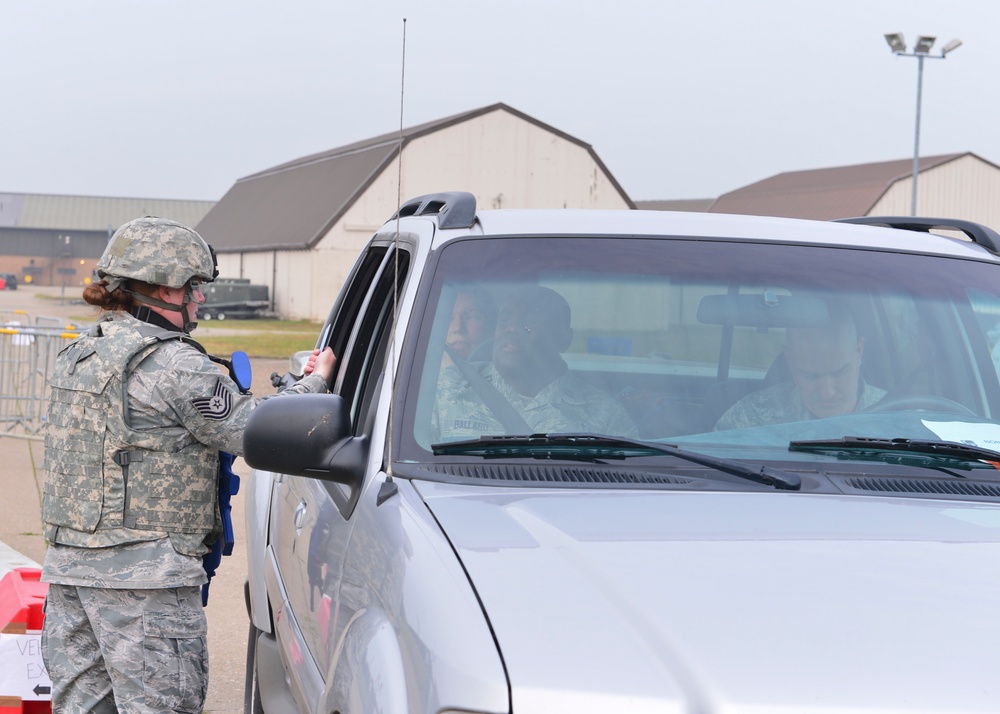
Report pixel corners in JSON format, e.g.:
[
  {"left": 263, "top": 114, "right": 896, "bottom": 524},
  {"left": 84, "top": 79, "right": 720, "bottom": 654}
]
[{"left": 97, "top": 216, "right": 218, "bottom": 332}]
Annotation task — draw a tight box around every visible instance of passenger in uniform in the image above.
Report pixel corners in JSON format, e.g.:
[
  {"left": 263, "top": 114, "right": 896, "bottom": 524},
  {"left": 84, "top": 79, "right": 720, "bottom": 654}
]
[
  {"left": 431, "top": 285, "right": 636, "bottom": 441},
  {"left": 715, "top": 304, "right": 885, "bottom": 430},
  {"left": 39, "top": 216, "right": 336, "bottom": 713},
  {"left": 442, "top": 286, "right": 497, "bottom": 365}
]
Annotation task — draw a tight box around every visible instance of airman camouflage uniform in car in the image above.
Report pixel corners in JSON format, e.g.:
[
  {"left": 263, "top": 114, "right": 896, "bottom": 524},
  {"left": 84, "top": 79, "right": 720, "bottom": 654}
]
[
  {"left": 40, "top": 217, "right": 329, "bottom": 713},
  {"left": 715, "top": 379, "right": 886, "bottom": 431},
  {"left": 431, "top": 362, "right": 637, "bottom": 441}
]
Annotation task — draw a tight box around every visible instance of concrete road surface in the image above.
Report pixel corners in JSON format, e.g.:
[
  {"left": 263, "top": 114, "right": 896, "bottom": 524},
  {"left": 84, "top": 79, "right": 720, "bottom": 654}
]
[{"left": 0, "top": 283, "right": 294, "bottom": 713}]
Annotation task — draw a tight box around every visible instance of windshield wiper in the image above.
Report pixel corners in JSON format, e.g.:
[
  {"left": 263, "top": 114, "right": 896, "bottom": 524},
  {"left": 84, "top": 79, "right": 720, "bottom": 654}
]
[
  {"left": 433, "top": 434, "right": 801, "bottom": 490},
  {"left": 789, "top": 436, "right": 1000, "bottom": 475}
]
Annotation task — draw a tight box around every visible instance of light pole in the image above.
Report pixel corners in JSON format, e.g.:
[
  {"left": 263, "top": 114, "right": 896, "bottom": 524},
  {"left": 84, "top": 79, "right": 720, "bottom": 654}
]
[{"left": 884, "top": 33, "right": 962, "bottom": 216}]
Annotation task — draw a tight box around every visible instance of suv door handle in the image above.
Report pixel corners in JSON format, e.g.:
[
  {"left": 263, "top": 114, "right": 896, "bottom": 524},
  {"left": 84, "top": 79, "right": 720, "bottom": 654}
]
[{"left": 293, "top": 500, "right": 307, "bottom": 533}]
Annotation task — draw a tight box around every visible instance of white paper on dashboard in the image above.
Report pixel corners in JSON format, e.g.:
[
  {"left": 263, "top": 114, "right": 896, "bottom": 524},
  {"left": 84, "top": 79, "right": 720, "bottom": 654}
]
[{"left": 922, "top": 420, "right": 1000, "bottom": 451}]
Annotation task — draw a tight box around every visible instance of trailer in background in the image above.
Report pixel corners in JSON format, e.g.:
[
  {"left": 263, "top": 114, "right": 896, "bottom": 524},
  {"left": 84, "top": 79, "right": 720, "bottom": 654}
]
[{"left": 199, "top": 278, "right": 271, "bottom": 320}]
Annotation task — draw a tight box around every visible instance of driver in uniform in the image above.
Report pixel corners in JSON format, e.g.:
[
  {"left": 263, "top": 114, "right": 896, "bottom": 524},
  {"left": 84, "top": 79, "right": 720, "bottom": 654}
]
[{"left": 716, "top": 305, "right": 886, "bottom": 430}]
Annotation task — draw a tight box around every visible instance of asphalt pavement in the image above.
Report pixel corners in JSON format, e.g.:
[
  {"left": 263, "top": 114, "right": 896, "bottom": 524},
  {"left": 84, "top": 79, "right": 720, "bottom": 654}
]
[{"left": 0, "top": 283, "right": 289, "bottom": 713}]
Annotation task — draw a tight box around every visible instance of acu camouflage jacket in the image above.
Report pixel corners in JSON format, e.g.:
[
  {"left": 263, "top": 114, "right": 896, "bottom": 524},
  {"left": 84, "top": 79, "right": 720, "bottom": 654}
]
[{"left": 43, "top": 316, "right": 221, "bottom": 555}]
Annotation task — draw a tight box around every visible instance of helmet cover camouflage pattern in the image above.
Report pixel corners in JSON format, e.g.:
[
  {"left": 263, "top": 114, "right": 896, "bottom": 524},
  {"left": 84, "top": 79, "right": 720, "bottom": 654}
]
[{"left": 97, "top": 216, "right": 217, "bottom": 289}]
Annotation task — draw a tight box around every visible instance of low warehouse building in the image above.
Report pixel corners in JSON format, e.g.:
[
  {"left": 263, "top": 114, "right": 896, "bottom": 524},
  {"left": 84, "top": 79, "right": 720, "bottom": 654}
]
[{"left": 195, "top": 103, "right": 634, "bottom": 321}]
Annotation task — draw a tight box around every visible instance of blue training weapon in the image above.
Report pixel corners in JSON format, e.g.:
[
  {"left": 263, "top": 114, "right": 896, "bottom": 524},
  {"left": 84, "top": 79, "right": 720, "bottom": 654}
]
[
  {"left": 202, "top": 350, "right": 252, "bottom": 605},
  {"left": 202, "top": 450, "right": 240, "bottom": 605}
]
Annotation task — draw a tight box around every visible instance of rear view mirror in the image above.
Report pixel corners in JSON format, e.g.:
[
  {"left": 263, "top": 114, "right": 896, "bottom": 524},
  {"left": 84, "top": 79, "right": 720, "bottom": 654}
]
[{"left": 697, "top": 293, "right": 831, "bottom": 329}]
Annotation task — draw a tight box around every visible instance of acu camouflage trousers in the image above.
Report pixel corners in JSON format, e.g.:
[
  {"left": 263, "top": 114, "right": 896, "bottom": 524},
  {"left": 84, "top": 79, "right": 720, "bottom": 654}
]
[{"left": 41, "top": 584, "right": 208, "bottom": 713}]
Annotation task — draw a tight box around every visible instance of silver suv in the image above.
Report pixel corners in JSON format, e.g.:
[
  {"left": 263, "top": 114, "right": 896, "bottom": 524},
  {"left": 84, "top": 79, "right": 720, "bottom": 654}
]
[{"left": 243, "top": 192, "right": 1000, "bottom": 713}]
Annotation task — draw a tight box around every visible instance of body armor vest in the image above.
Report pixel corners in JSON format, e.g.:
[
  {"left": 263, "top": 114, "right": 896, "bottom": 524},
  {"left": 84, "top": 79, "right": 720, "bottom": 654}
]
[{"left": 42, "top": 317, "right": 219, "bottom": 555}]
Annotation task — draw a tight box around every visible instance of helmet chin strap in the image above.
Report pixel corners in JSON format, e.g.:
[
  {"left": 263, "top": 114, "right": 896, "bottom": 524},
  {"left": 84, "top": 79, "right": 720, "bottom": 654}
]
[{"left": 131, "top": 284, "right": 200, "bottom": 333}]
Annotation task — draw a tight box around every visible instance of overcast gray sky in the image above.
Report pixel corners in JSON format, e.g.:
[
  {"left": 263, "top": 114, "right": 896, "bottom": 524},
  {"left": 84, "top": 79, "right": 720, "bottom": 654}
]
[{"left": 2, "top": 1, "right": 996, "bottom": 203}]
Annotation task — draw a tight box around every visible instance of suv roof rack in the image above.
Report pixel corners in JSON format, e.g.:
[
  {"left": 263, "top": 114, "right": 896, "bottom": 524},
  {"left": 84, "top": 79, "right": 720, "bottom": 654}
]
[
  {"left": 391, "top": 191, "right": 478, "bottom": 230},
  {"left": 836, "top": 216, "right": 1000, "bottom": 256}
]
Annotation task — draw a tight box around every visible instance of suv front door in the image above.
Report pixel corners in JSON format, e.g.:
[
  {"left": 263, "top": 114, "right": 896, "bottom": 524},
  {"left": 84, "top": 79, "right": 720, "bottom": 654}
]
[{"left": 268, "top": 240, "right": 411, "bottom": 702}]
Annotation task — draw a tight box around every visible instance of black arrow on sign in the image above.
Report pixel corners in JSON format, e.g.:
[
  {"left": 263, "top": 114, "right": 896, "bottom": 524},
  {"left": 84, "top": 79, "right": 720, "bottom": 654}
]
[{"left": 34, "top": 685, "right": 51, "bottom": 696}]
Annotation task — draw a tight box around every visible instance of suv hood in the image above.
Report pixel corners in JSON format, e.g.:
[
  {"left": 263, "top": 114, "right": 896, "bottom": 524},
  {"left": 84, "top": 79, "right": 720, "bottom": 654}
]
[{"left": 417, "top": 483, "right": 1000, "bottom": 713}]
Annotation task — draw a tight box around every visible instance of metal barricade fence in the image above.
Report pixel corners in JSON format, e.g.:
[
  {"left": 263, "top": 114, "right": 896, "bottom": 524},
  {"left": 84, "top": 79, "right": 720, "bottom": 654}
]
[{"left": 0, "top": 311, "right": 83, "bottom": 435}]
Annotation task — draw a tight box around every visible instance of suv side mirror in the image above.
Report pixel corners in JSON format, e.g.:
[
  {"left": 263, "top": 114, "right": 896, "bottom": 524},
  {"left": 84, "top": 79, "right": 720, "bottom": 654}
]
[
  {"left": 270, "top": 350, "right": 314, "bottom": 391},
  {"left": 243, "top": 393, "right": 366, "bottom": 488}
]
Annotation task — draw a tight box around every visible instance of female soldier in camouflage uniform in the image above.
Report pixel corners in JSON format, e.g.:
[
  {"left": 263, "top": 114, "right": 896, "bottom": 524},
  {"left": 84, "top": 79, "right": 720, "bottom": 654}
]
[{"left": 39, "top": 216, "right": 336, "bottom": 713}]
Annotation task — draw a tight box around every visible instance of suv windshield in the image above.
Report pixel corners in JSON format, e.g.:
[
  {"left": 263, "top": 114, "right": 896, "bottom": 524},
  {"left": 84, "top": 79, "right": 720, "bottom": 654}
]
[{"left": 400, "top": 235, "right": 1000, "bottom": 466}]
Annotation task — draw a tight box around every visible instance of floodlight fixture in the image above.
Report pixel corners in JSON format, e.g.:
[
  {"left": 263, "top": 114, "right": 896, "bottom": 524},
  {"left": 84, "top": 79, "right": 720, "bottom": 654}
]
[
  {"left": 914, "top": 35, "right": 936, "bottom": 54},
  {"left": 882, "top": 32, "right": 963, "bottom": 215},
  {"left": 942, "top": 39, "right": 963, "bottom": 56},
  {"left": 884, "top": 33, "right": 906, "bottom": 53}
]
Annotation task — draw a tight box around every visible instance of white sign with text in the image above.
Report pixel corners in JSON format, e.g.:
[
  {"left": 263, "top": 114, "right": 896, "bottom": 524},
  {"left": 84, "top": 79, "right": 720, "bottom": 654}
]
[{"left": 0, "top": 633, "right": 51, "bottom": 700}]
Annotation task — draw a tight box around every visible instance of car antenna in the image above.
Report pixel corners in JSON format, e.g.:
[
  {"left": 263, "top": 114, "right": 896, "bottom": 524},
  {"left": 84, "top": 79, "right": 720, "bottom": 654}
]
[{"left": 378, "top": 17, "right": 407, "bottom": 507}]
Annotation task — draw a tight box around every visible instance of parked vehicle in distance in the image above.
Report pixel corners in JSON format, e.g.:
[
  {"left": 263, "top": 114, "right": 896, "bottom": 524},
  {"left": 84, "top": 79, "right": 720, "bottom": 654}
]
[
  {"left": 199, "top": 277, "right": 269, "bottom": 320},
  {"left": 0, "top": 273, "right": 18, "bottom": 290},
  {"left": 242, "top": 192, "right": 1000, "bottom": 713}
]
